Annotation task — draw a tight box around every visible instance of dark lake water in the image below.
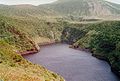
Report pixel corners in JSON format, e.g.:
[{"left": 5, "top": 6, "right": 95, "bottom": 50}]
[{"left": 23, "top": 43, "right": 120, "bottom": 81}]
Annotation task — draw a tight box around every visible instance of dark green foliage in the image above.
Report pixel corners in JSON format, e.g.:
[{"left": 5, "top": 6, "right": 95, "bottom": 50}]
[
  {"left": 61, "top": 21, "right": 120, "bottom": 76},
  {"left": 61, "top": 26, "right": 86, "bottom": 44},
  {"left": 72, "top": 21, "right": 120, "bottom": 76},
  {"left": 89, "top": 21, "right": 120, "bottom": 54},
  {"left": 89, "top": 28, "right": 120, "bottom": 64},
  {"left": 90, "top": 32, "right": 118, "bottom": 53}
]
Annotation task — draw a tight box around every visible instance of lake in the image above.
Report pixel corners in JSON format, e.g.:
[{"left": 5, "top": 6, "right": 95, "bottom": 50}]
[{"left": 23, "top": 43, "right": 120, "bottom": 81}]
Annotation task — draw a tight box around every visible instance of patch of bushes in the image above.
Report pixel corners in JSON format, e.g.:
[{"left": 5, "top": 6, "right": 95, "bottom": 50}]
[{"left": 61, "top": 21, "right": 120, "bottom": 76}]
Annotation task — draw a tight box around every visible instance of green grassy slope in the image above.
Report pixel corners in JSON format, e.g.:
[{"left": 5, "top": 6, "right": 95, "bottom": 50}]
[
  {"left": 0, "top": 4, "right": 57, "bottom": 17},
  {"left": 0, "top": 15, "right": 65, "bottom": 81},
  {"left": 0, "top": 41, "right": 64, "bottom": 81},
  {"left": 0, "top": 15, "right": 39, "bottom": 53},
  {"left": 0, "top": 14, "right": 65, "bottom": 45}
]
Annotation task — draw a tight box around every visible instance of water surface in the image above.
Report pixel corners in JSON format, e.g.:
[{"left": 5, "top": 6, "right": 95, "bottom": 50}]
[{"left": 24, "top": 44, "right": 120, "bottom": 81}]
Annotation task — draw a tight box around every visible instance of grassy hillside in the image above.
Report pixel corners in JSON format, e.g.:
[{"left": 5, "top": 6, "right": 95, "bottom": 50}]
[
  {"left": 0, "top": 40, "right": 64, "bottom": 81},
  {"left": 0, "top": 15, "right": 65, "bottom": 45},
  {"left": 0, "top": 4, "right": 57, "bottom": 18},
  {"left": 0, "top": 15, "right": 39, "bottom": 53},
  {"left": 0, "top": 15, "right": 65, "bottom": 80}
]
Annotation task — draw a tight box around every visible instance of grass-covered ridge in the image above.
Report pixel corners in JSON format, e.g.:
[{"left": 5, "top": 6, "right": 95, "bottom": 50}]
[
  {"left": 0, "top": 15, "right": 65, "bottom": 43},
  {"left": 0, "top": 15, "right": 39, "bottom": 53},
  {"left": 0, "top": 15, "right": 65, "bottom": 81},
  {"left": 0, "top": 40, "right": 64, "bottom": 81},
  {"left": 0, "top": 15, "right": 68, "bottom": 53}
]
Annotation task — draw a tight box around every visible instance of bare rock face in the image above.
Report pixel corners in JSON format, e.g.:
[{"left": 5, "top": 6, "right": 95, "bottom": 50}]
[
  {"left": 87, "top": 0, "right": 112, "bottom": 16},
  {"left": 41, "top": 0, "right": 120, "bottom": 18}
]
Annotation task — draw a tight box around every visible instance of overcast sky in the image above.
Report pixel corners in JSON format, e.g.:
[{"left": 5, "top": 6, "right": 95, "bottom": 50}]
[
  {"left": 106, "top": 0, "right": 120, "bottom": 4},
  {"left": 0, "top": 0, "right": 120, "bottom": 6},
  {"left": 0, "top": 0, "right": 58, "bottom": 5}
]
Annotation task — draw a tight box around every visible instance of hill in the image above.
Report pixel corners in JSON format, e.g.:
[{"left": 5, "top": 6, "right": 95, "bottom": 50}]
[
  {"left": 0, "top": 4, "right": 58, "bottom": 18},
  {"left": 40, "top": 0, "right": 120, "bottom": 19},
  {"left": 0, "top": 15, "right": 65, "bottom": 81},
  {"left": 0, "top": 0, "right": 120, "bottom": 20}
]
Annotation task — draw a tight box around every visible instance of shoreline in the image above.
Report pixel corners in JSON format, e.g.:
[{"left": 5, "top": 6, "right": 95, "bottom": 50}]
[
  {"left": 20, "top": 50, "right": 38, "bottom": 55},
  {"left": 39, "top": 41, "right": 59, "bottom": 46},
  {"left": 69, "top": 45, "right": 120, "bottom": 77},
  {"left": 22, "top": 43, "right": 120, "bottom": 78},
  {"left": 21, "top": 41, "right": 59, "bottom": 56},
  {"left": 24, "top": 43, "right": 119, "bottom": 81}
]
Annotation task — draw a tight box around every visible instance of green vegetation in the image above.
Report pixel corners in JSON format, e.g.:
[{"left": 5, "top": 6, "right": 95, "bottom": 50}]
[
  {"left": 65, "top": 21, "right": 120, "bottom": 76},
  {"left": 0, "top": 15, "right": 39, "bottom": 52},
  {"left": 0, "top": 0, "right": 120, "bottom": 80},
  {"left": 89, "top": 21, "right": 120, "bottom": 76},
  {"left": 61, "top": 23, "right": 87, "bottom": 44},
  {"left": 0, "top": 14, "right": 66, "bottom": 48},
  {"left": 0, "top": 15, "right": 65, "bottom": 81},
  {"left": 0, "top": 40, "right": 64, "bottom": 81}
]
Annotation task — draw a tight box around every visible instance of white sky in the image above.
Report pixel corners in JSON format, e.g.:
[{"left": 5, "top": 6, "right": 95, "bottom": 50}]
[
  {"left": 0, "top": 0, "right": 120, "bottom": 6},
  {"left": 0, "top": 0, "right": 58, "bottom": 6},
  {"left": 106, "top": 0, "right": 120, "bottom": 4}
]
